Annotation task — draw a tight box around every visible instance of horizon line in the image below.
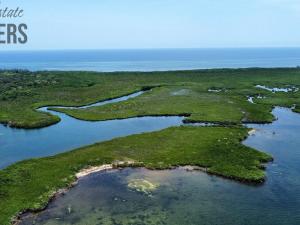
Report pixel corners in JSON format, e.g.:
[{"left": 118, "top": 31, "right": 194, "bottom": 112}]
[{"left": 2, "top": 46, "right": 300, "bottom": 52}]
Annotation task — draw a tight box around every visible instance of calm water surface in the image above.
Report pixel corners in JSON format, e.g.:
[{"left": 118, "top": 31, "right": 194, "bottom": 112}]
[
  {"left": 19, "top": 107, "right": 300, "bottom": 225},
  {"left": 0, "top": 91, "right": 183, "bottom": 168},
  {"left": 1, "top": 48, "right": 300, "bottom": 71}
]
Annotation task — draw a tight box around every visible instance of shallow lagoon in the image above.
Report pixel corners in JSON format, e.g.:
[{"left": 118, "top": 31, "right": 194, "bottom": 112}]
[{"left": 19, "top": 107, "right": 300, "bottom": 225}]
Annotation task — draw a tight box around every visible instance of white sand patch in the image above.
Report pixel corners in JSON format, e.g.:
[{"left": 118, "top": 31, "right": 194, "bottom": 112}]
[{"left": 76, "top": 164, "right": 113, "bottom": 178}]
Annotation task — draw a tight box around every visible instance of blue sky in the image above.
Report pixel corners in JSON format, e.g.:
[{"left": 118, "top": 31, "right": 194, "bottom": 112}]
[{"left": 2, "top": 0, "right": 300, "bottom": 50}]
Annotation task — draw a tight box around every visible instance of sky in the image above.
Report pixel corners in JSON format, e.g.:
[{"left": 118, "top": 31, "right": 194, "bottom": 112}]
[{"left": 1, "top": 0, "right": 300, "bottom": 50}]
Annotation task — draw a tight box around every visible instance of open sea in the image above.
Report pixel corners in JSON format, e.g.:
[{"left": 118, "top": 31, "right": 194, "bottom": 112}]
[{"left": 1, "top": 48, "right": 300, "bottom": 72}]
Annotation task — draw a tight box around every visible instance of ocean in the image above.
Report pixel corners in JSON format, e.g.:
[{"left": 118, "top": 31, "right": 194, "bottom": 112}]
[{"left": 0, "top": 48, "right": 300, "bottom": 72}]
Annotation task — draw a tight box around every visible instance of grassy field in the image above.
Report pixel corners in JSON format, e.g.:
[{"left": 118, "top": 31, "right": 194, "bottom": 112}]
[
  {"left": 0, "top": 68, "right": 300, "bottom": 224},
  {"left": 0, "top": 126, "right": 272, "bottom": 225}
]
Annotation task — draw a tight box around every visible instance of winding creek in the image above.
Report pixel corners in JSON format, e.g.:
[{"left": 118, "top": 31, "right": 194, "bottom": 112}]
[
  {"left": 0, "top": 91, "right": 184, "bottom": 169},
  {"left": 1, "top": 90, "right": 300, "bottom": 224}
]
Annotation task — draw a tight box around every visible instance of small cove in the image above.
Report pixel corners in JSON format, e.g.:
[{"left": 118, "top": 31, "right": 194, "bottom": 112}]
[{"left": 19, "top": 107, "right": 300, "bottom": 225}]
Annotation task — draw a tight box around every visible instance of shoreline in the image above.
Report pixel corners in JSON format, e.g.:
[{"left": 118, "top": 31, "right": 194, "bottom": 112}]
[
  {"left": 12, "top": 161, "right": 131, "bottom": 225},
  {"left": 8, "top": 164, "right": 207, "bottom": 225},
  {"left": 248, "top": 129, "right": 257, "bottom": 135},
  {"left": 75, "top": 164, "right": 114, "bottom": 179},
  {"left": 1, "top": 64, "right": 299, "bottom": 74},
  {"left": 12, "top": 156, "right": 272, "bottom": 225}
]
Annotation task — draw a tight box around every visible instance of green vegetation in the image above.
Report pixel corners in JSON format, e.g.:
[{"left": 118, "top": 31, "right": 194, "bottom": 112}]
[
  {"left": 52, "top": 85, "right": 273, "bottom": 124},
  {"left": 0, "top": 70, "right": 145, "bottom": 128},
  {"left": 1, "top": 68, "right": 300, "bottom": 128},
  {"left": 1, "top": 68, "right": 300, "bottom": 224},
  {"left": 0, "top": 126, "right": 272, "bottom": 225}
]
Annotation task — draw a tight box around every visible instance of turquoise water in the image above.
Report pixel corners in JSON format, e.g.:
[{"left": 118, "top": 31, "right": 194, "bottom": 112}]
[
  {"left": 19, "top": 108, "right": 300, "bottom": 225},
  {"left": 1, "top": 48, "right": 300, "bottom": 71}
]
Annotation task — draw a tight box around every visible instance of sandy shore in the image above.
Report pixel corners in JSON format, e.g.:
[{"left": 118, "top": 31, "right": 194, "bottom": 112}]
[
  {"left": 76, "top": 164, "right": 114, "bottom": 178},
  {"left": 248, "top": 129, "right": 257, "bottom": 135},
  {"left": 76, "top": 160, "right": 137, "bottom": 179}
]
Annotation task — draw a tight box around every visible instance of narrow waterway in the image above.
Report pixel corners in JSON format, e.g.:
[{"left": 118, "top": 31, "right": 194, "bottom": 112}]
[
  {"left": 19, "top": 107, "right": 300, "bottom": 225},
  {"left": 0, "top": 90, "right": 184, "bottom": 169}
]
